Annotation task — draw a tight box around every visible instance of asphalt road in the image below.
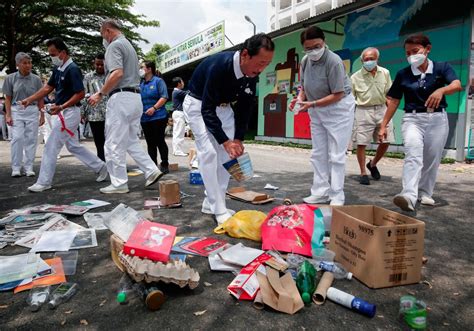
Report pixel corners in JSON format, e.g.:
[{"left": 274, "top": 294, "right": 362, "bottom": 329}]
[{"left": 0, "top": 138, "right": 473, "bottom": 330}]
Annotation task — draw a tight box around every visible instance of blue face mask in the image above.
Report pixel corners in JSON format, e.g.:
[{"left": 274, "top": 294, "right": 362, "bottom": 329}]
[{"left": 362, "top": 60, "right": 377, "bottom": 71}]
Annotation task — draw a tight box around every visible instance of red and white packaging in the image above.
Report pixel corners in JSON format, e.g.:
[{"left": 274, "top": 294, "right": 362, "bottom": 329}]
[
  {"left": 227, "top": 253, "right": 271, "bottom": 301},
  {"left": 123, "top": 220, "right": 177, "bottom": 262}
]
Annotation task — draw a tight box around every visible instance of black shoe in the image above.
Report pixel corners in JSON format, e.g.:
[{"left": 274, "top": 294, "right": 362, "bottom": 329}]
[
  {"left": 159, "top": 165, "right": 169, "bottom": 174},
  {"left": 366, "top": 161, "right": 381, "bottom": 180},
  {"left": 359, "top": 175, "right": 370, "bottom": 185}
]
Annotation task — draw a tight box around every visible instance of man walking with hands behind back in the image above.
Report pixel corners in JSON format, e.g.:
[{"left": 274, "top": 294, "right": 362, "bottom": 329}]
[{"left": 88, "top": 19, "right": 163, "bottom": 194}]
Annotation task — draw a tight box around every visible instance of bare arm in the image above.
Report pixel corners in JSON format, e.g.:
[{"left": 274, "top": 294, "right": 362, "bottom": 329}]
[
  {"left": 378, "top": 96, "right": 400, "bottom": 142},
  {"left": 425, "top": 79, "right": 462, "bottom": 109},
  {"left": 88, "top": 69, "right": 123, "bottom": 106},
  {"left": 49, "top": 90, "right": 86, "bottom": 115},
  {"left": 313, "top": 91, "right": 344, "bottom": 107},
  {"left": 22, "top": 85, "right": 54, "bottom": 106},
  {"left": 5, "top": 95, "right": 12, "bottom": 125}
]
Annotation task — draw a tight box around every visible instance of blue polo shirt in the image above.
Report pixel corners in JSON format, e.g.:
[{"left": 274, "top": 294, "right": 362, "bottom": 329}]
[
  {"left": 188, "top": 51, "right": 257, "bottom": 144},
  {"left": 47, "top": 60, "right": 84, "bottom": 106},
  {"left": 140, "top": 76, "right": 168, "bottom": 122},
  {"left": 172, "top": 88, "right": 188, "bottom": 111},
  {"left": 387, "top": 61, "right": 458, "bottom": 112}
]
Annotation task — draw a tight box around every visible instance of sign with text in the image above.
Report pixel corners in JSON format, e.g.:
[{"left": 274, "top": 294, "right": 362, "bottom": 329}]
[{"left": 157, "top": 21, "right": 225, "bottom": 73}]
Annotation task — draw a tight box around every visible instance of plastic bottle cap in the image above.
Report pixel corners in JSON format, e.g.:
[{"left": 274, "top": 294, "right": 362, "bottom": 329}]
[
  {"left": 347, "top": 272, "right": 353, "bottom": 280},
  {"left": 117, "top": 292, "right": 127, "bottom": 303},
  {"left": 353, "top": 297, "right": 376, "bottom": 318},
  {"left": 302, "top": 292, "right": 311, "bottom": 304}
]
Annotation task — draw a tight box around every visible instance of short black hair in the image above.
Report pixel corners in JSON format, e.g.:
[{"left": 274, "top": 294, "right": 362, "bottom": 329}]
[
  {"left": 46, "top": 37, "right": 69, "bottom": 54},
  {"left": 172, "top": 77, "right": 183, "bottom": 88},
  {"left": 240, "top": 33, "right": 274, "bottom": 57},
  {"left": 95, "top": 53, "right": 105, "bottom": 60},
  {"left": 404, "top": 34, "right": 431, "bottom": 48},
  {"left": 300, "top": 26, "right": 325, "bottom": 45}
]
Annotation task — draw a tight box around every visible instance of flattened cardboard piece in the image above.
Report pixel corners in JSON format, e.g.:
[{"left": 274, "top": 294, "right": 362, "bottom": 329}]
[
  {"left": 168, "top": 163, "right": 179, "bottom": 171},
  {"left": 256, "top": 267, "right": 304, "bottom": 315},
  {"left": 227, "top": 187, "right": 274, "bottom": 205}
]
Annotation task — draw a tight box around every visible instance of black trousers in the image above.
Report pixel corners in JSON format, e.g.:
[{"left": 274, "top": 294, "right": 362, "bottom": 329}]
[
  {"left": 89, "top": 121, "right": 105, "bottom": 162},
  {"left": 141, "top": 118, "right": 169, "bottom": 167}
]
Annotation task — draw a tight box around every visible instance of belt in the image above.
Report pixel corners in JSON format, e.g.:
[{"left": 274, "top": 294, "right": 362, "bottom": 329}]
[
  {"left": 405, "top": 108, "right": 444, "bottom": 113},
  {"left": 109, "top": 87, "right": 140, "bottom": 97},
  {"left": 357, "top": 104, "right": 385, "bottom": 110}
]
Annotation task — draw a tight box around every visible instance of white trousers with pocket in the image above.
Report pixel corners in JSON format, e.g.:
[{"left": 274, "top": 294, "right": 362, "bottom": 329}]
[
  {"left": 11, "top": 105, "right": 40, "bottom": 172},
  {"left": 172, "top": 110, "right": 186, "bottom": 154}
]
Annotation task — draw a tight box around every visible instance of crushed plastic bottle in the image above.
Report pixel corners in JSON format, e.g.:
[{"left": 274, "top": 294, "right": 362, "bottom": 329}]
[
  {"left": 117, "top": 274, "right": 135, "bottom": 304},
  {"left": 27, "top": 285, "right": 51, "bottom": 312},
  {"left": 296, "top": 260, "right": 317, "bottom": 304},
  {"left": 319, "top": 261, "right": 352, "bottom": 280},
  {"left": 47, "top": 282, "right": 79, "bottom": 309}
]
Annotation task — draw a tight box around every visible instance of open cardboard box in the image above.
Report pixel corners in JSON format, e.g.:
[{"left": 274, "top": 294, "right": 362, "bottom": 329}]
[{"left": 329, "top": 205, "right": 425, "bottom": 289}]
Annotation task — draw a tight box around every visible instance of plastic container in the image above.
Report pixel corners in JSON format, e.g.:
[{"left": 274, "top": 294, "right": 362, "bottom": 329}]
[
  {"left": 222, "top": 152, "right": 253, "bottom": 182},
  {"left": 54, "top": 251, "right": 78, "bottom": 276},
  {"left": 296, "top": 260, "right": 317, "bottom": 304},
  {"left": 47, "top": 282, "right": 79, "bottom": 309},
  {"left": 319, "top": 261, "right": 352, "bottom": 280},
  {"left": 117, "top": 274, "right": 135, "bottom": 304},
  {"left": 189, "top": 170, "right": 204, "bottom": 185},
  {"left": 326, "top": 287, "right": 376, "bottom": 318},
  {"left": 133, "top": 282, "right": 166, "bottom": 311},
  {"left": 312, "top": 248, "right": 335, "bottom": 264},
  {"left": 27, "top": 285, "right": 51, "bottom": 312}
]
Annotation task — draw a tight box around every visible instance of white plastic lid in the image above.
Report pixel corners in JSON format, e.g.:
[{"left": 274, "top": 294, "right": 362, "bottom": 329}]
[{"left": 347, "top": 272, "right": 353, "bottom": 280}]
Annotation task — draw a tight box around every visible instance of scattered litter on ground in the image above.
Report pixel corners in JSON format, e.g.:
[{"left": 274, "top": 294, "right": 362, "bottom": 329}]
[{"left": 193, "top": 310, "right": 207, "bottom": 316}]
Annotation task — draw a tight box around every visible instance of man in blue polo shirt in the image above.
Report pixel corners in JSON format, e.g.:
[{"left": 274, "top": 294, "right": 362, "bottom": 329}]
[
  {"left": 22, "top": 37, "right": 107, "bottom": 192},
  {"left": 183, "top": 33, "right": 274, "bottom": 225}
]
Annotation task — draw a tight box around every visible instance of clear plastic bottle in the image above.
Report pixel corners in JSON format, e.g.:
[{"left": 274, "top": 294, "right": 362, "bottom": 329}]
[
  {"left": 27, "top": 285, "right": 51, "bottom": 312},
  {"left": 133, "top": 282, "right": 166, "bottom": 311},
  {"left": 47, "top": 282, "right": 79, "bottom": 309},
  {"left": 319, "top": 261, "right": 353, "bottom": 280},
  {"left": 117, "top": 274, "right": 135, "bottom": 304},
  {"left": 296, "top": 260, "right": 317, "bottom": 304}
]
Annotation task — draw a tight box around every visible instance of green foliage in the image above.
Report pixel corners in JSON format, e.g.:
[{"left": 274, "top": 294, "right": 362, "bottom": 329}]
[
  {"left": 143, "top": 43, "right": 171, "bottom": 64},
  {"left": 0, "top": 0, "right": 159, "bottom": 73}
]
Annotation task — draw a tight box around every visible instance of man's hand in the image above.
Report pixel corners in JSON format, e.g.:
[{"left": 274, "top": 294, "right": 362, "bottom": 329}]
[
  {"left": 378, "top": 126, "right": 387, "bottom": 143},
  {"left": 289, "top": 97, "right": 299, "bottom": 111},
  {"left": 88, "top": 92, "right": 102, "bottom": 107},
  {"left": 6, "top": 115, "right": 13, "bottom": 126},
  {"left": 425, "top": 88, "right": 444, "bottom": 109},
  {"left": 223, "top": 140, "right": 244, "bottom": 159},
  {"left": 19, "top": 98, "right": 31, "bottom": 108},
  {"left": 145, "top": 107, "right": 155, "bottom": 116},
  {"left": 39, "top": 115, "right": 45, "bottom": 127},
  {"left": 296, "top": 100, "right": 314, "bottom": 112},
  {"left": 48, "top": 104, "right": 63, "bottom": 115}
]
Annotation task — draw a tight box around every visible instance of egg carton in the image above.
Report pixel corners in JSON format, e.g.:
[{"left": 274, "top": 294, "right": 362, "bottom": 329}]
[{"left": 118, "top": 251, "right": 200, "bottom": 289}]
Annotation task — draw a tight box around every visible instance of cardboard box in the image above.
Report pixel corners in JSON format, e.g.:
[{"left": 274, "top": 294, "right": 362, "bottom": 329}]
[
  {"left": 168, "top": 163, "right": 179, "bottom": 171},
  {"left": 227, "top": 253, "right": 271, "bottom": 300},
  {"left": 159, "top": 180, "right": 180, "bottom": 206},
  {"left": 329, "top": 205, "right": 425, "bottom": 289},
  {"left": 123, "top": 220, "right": 177, "bottom": 262}
]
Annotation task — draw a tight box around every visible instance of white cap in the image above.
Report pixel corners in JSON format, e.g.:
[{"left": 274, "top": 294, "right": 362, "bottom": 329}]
[{"left": 347, "top": 272, "right": 353, "bottom": 280}]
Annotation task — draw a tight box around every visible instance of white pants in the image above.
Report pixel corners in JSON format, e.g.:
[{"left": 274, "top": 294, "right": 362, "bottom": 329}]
[
  {"left": 38, "top": 112, "right": 52, "bottom": 144},
  {"left": 309, "top": 94, "right": 355, "bottom": 203},
  {"left": 183, "top": 95, "right": 234, "bottom": 215},
  {"left": 172, "top": 110, "right": 186, "bottom": 154},
  {"left": 36, "top": 106, "right": 105, "bottom": 186},
  {"left": 104, "top": 92, "right": 158, "bottom": 187},
  {"left": 400, "top": 111, "right": 449, "bottom": 205},
  {"left": 10, "top": 105, "right": 40, "bottom": 172}
]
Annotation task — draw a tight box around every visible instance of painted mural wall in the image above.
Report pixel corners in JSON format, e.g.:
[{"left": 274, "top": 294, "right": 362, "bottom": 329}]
[{"left": 258, "top": 0, "right": 471, "bottom": 148}]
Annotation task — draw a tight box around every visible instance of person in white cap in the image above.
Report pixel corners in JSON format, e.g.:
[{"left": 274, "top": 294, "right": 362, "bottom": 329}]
[
  {"left": 379, "top": 34, "right": 462, "bottom": 211},
  {"left": 21, "top": 37, "right": 108, "bottom": 192},
  {"left": 3, "top": 52, "right": 44, "bottom": 177}
]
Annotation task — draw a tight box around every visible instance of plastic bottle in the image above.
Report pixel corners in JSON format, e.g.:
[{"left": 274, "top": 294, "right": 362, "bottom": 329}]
[
  {"left": 47, "top": 282, "right": 79, "bottom": 309},
  {"left": 326, "top": 287, "right": 376, "bottom": 318},
  {"left": 319, "top": 261, "right": 353, "bottom": 280},
  {"left": 296, "top": 260, "right": 317, "bottom": 304},
  {"left": 117, "top": 274, "right": 135, "bottom": 304},
  {"left": 133, "top": 282, "right": 166, "bottom": 311},
  {"left": 27, "top": 285, "right": 51, "bottom": 312}
]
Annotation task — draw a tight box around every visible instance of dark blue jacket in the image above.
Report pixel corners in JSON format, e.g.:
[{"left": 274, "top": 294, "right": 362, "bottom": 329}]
[
  {"left": 188, "top": 51, "right": 257, "bottom": 144},
  {"left": 172, "top": 88, "right": 187, "bottom": 111}
]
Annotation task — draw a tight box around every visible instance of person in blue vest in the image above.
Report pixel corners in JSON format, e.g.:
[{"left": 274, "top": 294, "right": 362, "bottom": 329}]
[
  {"left": 183, "top": 33, "right": 274, "bottom": 225},
  {"left": 379, "top": 34, "right": 462, "bottom": 211}
]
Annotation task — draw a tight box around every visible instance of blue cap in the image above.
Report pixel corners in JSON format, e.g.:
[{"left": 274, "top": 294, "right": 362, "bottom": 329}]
[{"left": 352, "top": 297, "right": 376, "bottom": 318}]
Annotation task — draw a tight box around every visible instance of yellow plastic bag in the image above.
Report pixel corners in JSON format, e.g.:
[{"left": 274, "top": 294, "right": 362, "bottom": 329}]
[{"left": 214, "top": 210, "right": 267, "bottom": 242}]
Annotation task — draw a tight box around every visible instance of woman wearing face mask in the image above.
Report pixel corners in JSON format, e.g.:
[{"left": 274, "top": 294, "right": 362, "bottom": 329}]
[
  {"left": 378, "top": 34, "right": 462, "bottom": 211},
  {"left": 139, "top": 61, "right": 170, "bottom": 173},
  {"left": 2, "top": 52, "right": 44, "bottom": 177},
  {"left": 290, "top": 26, "right": 355, "bottom": 206}
]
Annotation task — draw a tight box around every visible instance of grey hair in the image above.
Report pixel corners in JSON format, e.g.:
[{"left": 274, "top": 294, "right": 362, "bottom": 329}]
[
  {"left": 15, "top": 52, "right": 31, "bottom": 64},
  {"left": 360, "top": 47, "right": 380, "bottom": 59},
  {"left": 101, "top": 18, "right": 122, "bottom": 30}
]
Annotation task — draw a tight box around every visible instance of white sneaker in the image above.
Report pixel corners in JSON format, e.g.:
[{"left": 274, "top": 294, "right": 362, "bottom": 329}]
[
  {"left": 100, "top": 184, "right": 129, "bottom": 194},
  {"left": 303, "top": 195, "right": 329, "bottom": 204},
  {"left": 11, "top": 170, "right": 22, "bottom": 177},
  {"left": 26, "top": 171, "right": 36, "bottom": 177},
  {"left": 145, "top": 169, "right": 163, "bottom": 187},
  {"left": 28, "top": 183, "right": 52, "bottom": 192},
  {"left": 393, "top": 195, "right": 415, "bottom": 212},
  {"left": 96, "top": 165, "right": 108, "bottom": 182},
  {"left": 420, "top": 196, "right": 435, "bottom": 206},
  {"left": 215, "top": 211, "right": 233, "bottom": 225},
  {"left": 201, "top": 199, "right": 235, "bottom": 215},
  {"left": 174, "top": 152, "right": 188, "bottom": 157},
  {"left": 330, "top": 200, "right": 344, "bottom": 206}
]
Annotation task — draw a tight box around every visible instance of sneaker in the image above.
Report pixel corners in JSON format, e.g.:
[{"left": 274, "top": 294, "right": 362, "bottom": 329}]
[
  {"left": 359, "top": 175, "right": 370, "bottom": 185},
  {"left": 100, "top": 184, "right": 129, "bottom": 194},
  {"left": 330, "top": 200, "right": 345, "bottom": 206},
  {"left": 419, "top": 196, "right": 435, "bottom": 206},
  {"left": 159, "top": 165, "right": 170, "bottom": 175},
  {"left": 201, "top": 198, "right": 235, "bottom": 215},
  {"left": 303, "top": 195, "right": 329, "bottom": 204},
  {"left": 393, "top": 195, "right": 415, "bottom": 212},
  {"left": 96, "top": 165, "right": 108, "bottom": 182},
  {"left": 28, "top": 183, "right": 52, "bottom": 192},
  {"left": 11, "top": 170, "right": 22, "bottom": 177},
  {"left": 26, "top": 171, "right": 36, "bottom": 177},
  {"left": 173, "top": 152, "right": 188, "bottom": 157},
  {"left": 145, "top": 169, "right": 163, "bottom": 187},
  {"left": 215, "top": 211, "right": 233, "bottom": 225},
  {"left": 366, "top": 161, "right": 381, "bottom": 180}
]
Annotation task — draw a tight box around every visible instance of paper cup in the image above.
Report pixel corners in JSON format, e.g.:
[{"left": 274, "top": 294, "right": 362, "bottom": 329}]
[{"left": 223, "top": 152, "right": 253, "bottom": 182}]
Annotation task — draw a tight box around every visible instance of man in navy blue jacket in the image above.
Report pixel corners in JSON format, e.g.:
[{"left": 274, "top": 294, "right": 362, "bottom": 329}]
[{"left": 183, "top": 33, "right": 274, "bottom": 225}]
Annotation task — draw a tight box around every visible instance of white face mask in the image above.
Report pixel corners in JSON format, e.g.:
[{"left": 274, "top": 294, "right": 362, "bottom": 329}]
[
  {"left": 102, "top": 38, "right": 110, "bottom": 49},
  {"left": 51, "top": 56, "right": 63, "bottom": 67},
  {"left": 139, "top": 69, "right": 145, "bottom": 77},
  {"left": 306, "top": 46, "right": 325, "bottom": 62},
  {"left": 362, "top": 60, "right": 377, "bottom": 71},
  {"left": 407, "top": 53, "right": 426, "bottom": 68}
]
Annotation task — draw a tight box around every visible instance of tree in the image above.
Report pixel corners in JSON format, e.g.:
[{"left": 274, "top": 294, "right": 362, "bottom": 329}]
[
  {"left": 143, "top": 43, "right": 170, "bottom": 64},
  {"left": 0, "top": 0, "right": 160, "bottom": 73}
]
